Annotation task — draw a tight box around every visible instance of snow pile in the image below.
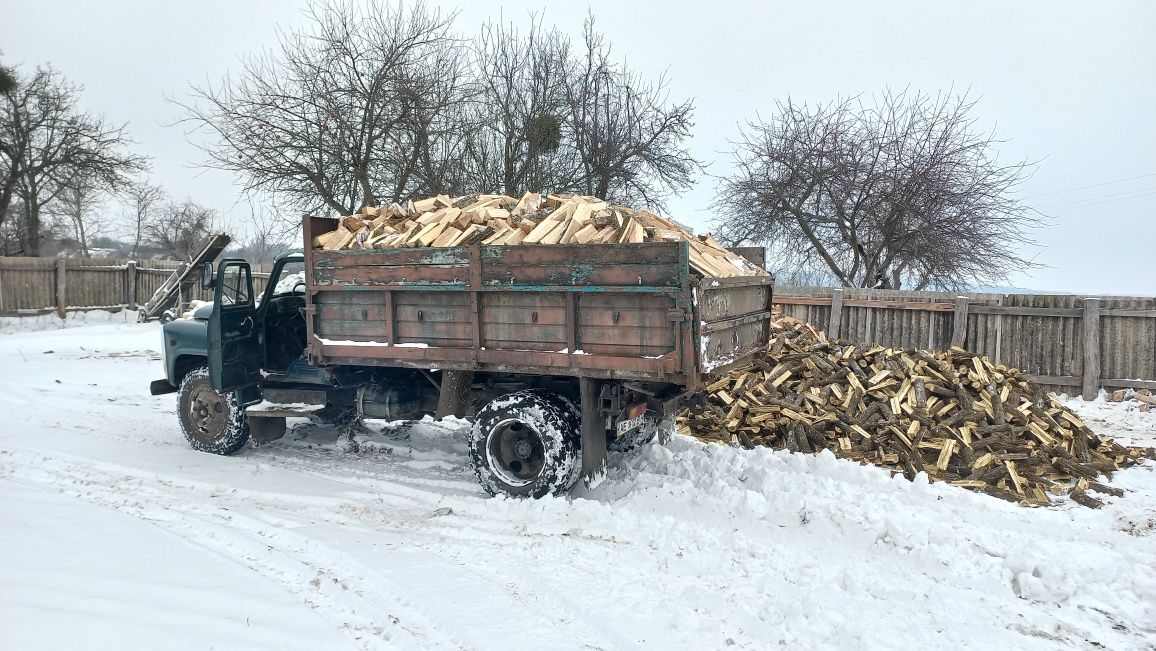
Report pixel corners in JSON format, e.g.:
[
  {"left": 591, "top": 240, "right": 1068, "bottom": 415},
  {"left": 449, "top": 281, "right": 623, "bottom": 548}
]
[{"left": 0, "top": 308, "right": 134, "bottom": 334}]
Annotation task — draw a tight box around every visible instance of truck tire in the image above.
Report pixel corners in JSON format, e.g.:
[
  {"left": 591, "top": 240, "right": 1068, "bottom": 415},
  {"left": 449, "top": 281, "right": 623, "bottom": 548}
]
[
  {"left": 468, "top": 390, "right": 581, "bottom": 498},
  {"left": 177, "top": 366, "right": 250, "bottom": 455}
]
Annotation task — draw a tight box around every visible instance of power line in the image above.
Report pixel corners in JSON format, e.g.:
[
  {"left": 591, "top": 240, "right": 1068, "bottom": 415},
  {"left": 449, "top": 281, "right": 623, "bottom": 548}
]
[
  {"left": 1039, "top": 186, "right": 1156, "bottom": 210},
  {"left": 1026, "top": 172, "right": 1156, "bottom": 199},
  {"left": 1040, "top": 189, "right": 1156, "bottom": 212}
]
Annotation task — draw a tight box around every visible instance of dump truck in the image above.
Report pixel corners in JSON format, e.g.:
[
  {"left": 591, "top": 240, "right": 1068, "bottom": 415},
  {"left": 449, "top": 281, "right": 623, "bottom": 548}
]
[{"left": 150, "top": 216, "right": 774, "bottom": 497}]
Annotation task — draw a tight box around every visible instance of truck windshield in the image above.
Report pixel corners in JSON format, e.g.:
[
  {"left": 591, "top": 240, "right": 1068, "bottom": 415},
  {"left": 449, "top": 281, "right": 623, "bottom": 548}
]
[{"left": 270, "top": 261, "right": 305, "bottom": 296}]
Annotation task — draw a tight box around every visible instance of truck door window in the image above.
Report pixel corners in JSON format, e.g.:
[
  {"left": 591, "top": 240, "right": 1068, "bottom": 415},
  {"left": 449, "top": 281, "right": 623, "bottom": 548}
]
[{"left": 221, "top": 264, "right": 252, "bottom": 306}]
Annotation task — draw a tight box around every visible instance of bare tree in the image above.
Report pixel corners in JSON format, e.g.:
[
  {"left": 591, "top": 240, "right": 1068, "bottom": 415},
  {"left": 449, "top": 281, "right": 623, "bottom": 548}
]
[
  {"left": 49, "top": 171, "right": 108, "bottom": 257},
  {"left": 179, "top": 0, "right": 462, "bottom": 219},
  {"left": 0, "top": 63, "right": 147, "bottom": 255},
  {"left": 234, "top": 198, "right": 296, "bottom": 266},
  {"left": 714, "top": 89, "right": 1041, "bottom": 290},
  {"left": 122, "top": 180, "right": 164, "bottom": 258},
  {"left": 180, "top": 5, "right": 700, "bottom": 222},
  {"left": 560, "top": 17, "right": 700, "bottom": 208},
  {"left": 144, "top": 199, "right": 218, "bottom": 260},
  {"left": 463, "top": 16, "right": 573, "bottom": 195}
]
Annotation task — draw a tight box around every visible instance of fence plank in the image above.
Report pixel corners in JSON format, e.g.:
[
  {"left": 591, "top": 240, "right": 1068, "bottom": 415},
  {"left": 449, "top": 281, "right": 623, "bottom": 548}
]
[
  {"left": 55, "top": 258, "right": 67, "bottom": 318},
  {"left": 126, "top": 261, "right": 137, "bottom": 310},
  {"left": 950, "top": 296, "right": 969, "bottom": 348},
  {"left": 1082, "top": 298, "right": 1101, "bottom": 400},
  {"left": 827, "top": 288, "right": 844, "bottom": 340}
]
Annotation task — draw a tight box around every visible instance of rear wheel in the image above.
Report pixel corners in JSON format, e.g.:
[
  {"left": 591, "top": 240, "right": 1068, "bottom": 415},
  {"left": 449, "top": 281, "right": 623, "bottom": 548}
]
[
  {"left": 177, "top": 366, "right": 250, "bottom": 455},
  {"left": 468, "top": 390, "right": 581, "bottom": 498}
]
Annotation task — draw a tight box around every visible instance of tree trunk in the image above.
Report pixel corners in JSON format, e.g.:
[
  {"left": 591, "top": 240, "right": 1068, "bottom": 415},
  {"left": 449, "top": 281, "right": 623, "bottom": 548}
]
[
  {"left": 23, "top": 201, "right": 41, "bottom": 256},
  {"left": 74, "top": 214, "right": 89, "bottom": 257},
  {"left": 435, "top": 370, "right": 474, "bottom": 419},
  {"left": 0, "top": 172, "right": 17, "bottom": 228}
]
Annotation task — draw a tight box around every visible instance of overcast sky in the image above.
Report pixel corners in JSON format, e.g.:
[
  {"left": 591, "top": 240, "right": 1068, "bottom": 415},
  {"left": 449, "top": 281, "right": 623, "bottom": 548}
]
[{"left": 3, "top": 0, "right": 1153, "bottom": 294}]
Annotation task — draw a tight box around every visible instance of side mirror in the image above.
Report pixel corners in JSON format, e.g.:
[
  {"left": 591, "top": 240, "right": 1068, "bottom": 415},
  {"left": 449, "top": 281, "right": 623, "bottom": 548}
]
[{"left": 201, "top": 263, "right": 215, "bottom": 290}]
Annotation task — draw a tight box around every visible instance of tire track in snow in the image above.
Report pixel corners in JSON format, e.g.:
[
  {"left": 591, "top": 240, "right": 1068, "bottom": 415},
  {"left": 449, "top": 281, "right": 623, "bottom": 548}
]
[
  {"left": 2, "top": 447, "right": 464, "bottom": 651},
  {"left": 1, "top": 446, "right": 636, "bottom": 650}
]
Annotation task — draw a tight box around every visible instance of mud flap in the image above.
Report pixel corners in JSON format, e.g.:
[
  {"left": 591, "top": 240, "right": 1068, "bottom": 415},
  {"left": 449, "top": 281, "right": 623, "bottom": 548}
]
[
  {"left": 579, "top": 377, "right": 606, "bottom": 486},
  {"left": 249, "top": 416, "right": 286, "bottom": 445}
]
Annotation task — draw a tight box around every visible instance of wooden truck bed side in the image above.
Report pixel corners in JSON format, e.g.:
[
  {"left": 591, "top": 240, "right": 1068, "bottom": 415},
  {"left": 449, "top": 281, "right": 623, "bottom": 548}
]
[
  {"left": 303, "top": 216, "right": 772, "bottom": 388},
  {"left": 697, "top": 277, "right": 776, "bottom": 375}
]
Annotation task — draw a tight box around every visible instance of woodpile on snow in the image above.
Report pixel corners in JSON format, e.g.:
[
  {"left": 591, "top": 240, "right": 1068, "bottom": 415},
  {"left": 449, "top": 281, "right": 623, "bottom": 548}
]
[
  {"left": 682, "top": 316, "right": 1154, "bottom": 508},
  {"left": 311, "top": 192, "right": 767, "bottom": 278},
  {"left": 1108, "top": 388, "right": 1156, "bottom": 412}
]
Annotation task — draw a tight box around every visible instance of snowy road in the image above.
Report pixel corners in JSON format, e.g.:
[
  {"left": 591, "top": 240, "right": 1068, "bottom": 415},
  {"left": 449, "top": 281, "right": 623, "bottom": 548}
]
[{"left": 1, "top": 317, "right": 1154, "bottom": 650}]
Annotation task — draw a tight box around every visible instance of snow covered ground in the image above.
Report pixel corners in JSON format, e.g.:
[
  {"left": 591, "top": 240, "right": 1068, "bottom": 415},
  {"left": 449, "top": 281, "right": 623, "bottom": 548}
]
[{"left": 1, "top": 320, "right": 1154, "bottom": 650}]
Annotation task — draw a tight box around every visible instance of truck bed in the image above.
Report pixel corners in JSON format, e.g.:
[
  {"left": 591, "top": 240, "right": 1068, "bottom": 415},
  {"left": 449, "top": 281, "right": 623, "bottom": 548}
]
[{"left": 303, "top": 217, "right": 773, "bottom": 389}]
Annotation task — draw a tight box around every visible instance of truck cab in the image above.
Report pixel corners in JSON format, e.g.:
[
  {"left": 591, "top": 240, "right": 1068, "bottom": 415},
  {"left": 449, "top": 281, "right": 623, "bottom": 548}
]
[{"left": 151, "top": 251, "right": 334, "bottom": 451}]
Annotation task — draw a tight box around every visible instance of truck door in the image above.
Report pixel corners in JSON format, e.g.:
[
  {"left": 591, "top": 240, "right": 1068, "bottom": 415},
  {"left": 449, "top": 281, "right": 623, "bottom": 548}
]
[{"left": 208, "top": 259, "right": 263, "bottom": 402}]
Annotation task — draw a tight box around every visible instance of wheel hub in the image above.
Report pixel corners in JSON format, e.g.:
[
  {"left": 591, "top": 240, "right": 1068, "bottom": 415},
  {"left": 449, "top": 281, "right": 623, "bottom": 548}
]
[
  {"left": 189, "top": 387, "right": 227, "bottom": 440},
  {"left": 486, "top": 419, "right": 546, "bottom": 487}
]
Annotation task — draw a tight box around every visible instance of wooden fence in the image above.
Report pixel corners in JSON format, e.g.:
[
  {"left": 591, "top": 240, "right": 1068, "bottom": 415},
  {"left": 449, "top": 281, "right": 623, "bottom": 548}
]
[
  {"left": 3, "top": 257, "right": 1152, "bottom": 399},
  {"left": 0, "top": 257, "right": 270, "bottom": 318},
  {"left": 773, "top": 286, "right": 1156, "bottom": 399}
]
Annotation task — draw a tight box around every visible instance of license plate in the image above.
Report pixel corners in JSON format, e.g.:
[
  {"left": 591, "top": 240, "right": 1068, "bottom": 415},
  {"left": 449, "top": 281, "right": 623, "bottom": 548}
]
[{"left": 616, "top": 415, "right": 647, "bottom": 435}]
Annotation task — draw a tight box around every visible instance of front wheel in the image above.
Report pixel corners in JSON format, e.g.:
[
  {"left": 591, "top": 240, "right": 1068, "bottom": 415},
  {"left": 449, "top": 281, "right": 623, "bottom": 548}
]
[
  {"left": 177, "top": 366, "right": 250, "bottom": 455},
  {"left": 468, "top": 390, "right": 581, "bottom": 498}
]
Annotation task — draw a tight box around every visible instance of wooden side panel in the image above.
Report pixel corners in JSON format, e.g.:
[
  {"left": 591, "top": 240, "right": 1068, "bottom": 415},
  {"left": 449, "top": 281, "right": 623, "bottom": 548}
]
[
  {"left": 577, "top": 293, "right": 678, "bottom": 358},
  {"left": 699, "top": 282, "right": 774, "bottom": 371},
  {"left": 480, "top": 293, "right": 568, "bottom": 352},
  {"left": 479, "top": 243, "right": 683, "bottom": 288},
  {"left": 302, "top": 230, "right": 700, "bottom": 381},
  {"left": 394, "top": 293, "right": 472, "bottom": 347},
  {"left": 700, "top": 285, "right": 768, "bottom": 321},
  {"left": 313, "top": 290, "right": 391, "bottom": 342}
]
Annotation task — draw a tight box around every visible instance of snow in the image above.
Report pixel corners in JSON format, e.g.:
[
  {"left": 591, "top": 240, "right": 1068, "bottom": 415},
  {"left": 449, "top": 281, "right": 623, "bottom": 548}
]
[
  {"left": 0, "top": 308, "right": 134, "bottom": 334},
  {"left": 1059, "top": 390, "right": 1156, "bottom": 448},
  {"left": 274, "top": 271, "right": 307, "bottom": 295},
  {"left": 317, "top": 337, "right": 389, "bottom": 346},
  {"left": 1, "top": 321, "right": 1154, "bottom": 649},
  {"left": 248, "top": 400, "right": 325, "bottom": 412}
]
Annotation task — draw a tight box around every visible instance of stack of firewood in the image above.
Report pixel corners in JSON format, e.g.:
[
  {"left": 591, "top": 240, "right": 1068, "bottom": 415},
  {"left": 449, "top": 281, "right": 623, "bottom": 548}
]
[
  {"left": 310, "top": 192, "right": 766, "bottom": 278},
  {"left": 682, "top": 317, "right": 1154, "bottom": 507}
]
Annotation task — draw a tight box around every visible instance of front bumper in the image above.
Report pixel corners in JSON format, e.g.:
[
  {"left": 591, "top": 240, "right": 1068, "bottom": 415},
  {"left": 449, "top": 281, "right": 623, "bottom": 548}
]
[{"left": 150, "top": 379, "right": 177, "bottom": 396}]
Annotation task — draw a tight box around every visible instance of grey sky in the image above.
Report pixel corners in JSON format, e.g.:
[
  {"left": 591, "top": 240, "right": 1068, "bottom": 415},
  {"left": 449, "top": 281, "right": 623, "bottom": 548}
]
[{"left": 3, "top": 0, "right": 1153, "bottom": 294}]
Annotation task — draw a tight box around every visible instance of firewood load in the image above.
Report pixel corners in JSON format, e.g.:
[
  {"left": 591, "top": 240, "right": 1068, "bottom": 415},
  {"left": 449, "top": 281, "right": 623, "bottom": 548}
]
[
  {"left": 681, "top": 316, "right": 1155, "bottom": 508},
  {"left": 310, "top": 192, "right": 767, "bottom": 278}
]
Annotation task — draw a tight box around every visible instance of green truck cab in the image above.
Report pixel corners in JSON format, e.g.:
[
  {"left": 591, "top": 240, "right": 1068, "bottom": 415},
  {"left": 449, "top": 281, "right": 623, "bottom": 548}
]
[
  {"left": 150, "top": 250, "right": 341, "bottom": 451},
  {"left": 151, "top": 219, "right": 773, "bottom": 498}
]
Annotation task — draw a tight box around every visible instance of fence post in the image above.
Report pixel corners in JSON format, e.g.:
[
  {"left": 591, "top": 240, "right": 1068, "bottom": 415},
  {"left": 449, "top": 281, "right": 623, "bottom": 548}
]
[
  {"left": 55, "top": 258, "right": 67, "bottom": 319},
  {"left": 827, "top": 288, "right": 844, "bottom": 340},
  {"left": 950, "top": 296, "right": 969, "bottom": 349},
  {"left": 125, "top": 261, "right": 138, "bottom": 310},
  {"left": 1082, "top": 298, "right": 1101, "bottom": 400}
]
